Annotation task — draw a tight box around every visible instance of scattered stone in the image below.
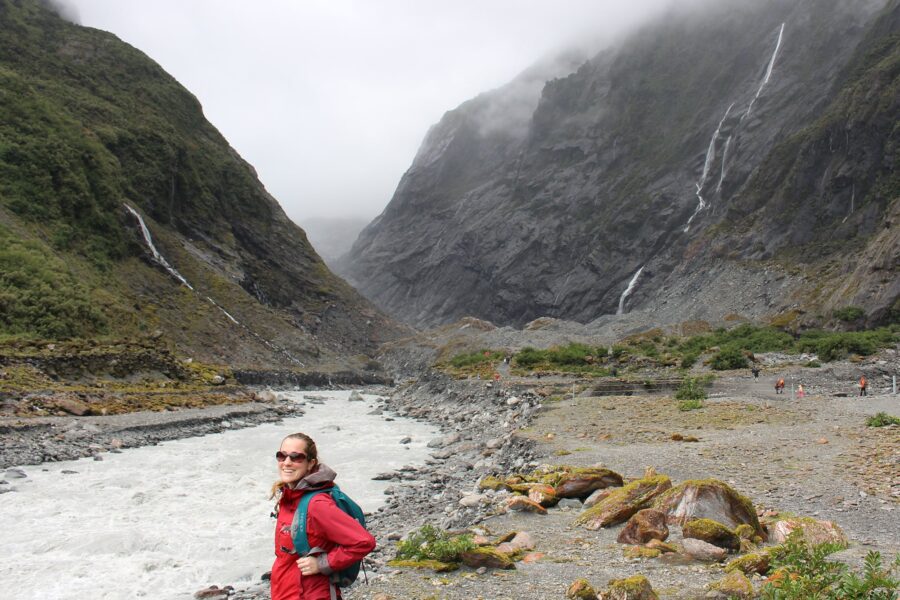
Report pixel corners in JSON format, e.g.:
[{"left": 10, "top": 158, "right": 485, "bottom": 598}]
[
  {"left": 387, "top": 559, "right": 457, "bottom": 572},
  {"left": 5, "top": 468, "right": 27, "bottom": 479},
  {"left": 682, "top": 518, "right": 741, "bottom": 551},
  {"left": 210, "top": 375, "right": 225, "bottom": 385},
  {"left": 598, "top": 574, "right": 659, "bottom": 600},
  {"left": 725, "top": 551, "right": 771, "bottom": 576},
  {"left": 769, "top": 517, "right": 847, "bottom": 546},
  {"left": 348, "top": 390, "right": 365, "bottom": 402},
  {"left": 567, "top": 578, "right": 597, "bottom": 599},
  {"left": 460, "top": 547, "right": 515, "bottom": 569},
  {"left": 624, "top": 545, "right": 662, "bottom": 559},
  {"left": 507, "top": 496, "right": 548, "bottom": 514},
  {"left": 557, "top": 498, "right": 583, "bottom": 509},
  {"left": 617, "top": 509, "right": 669, "bottom": 544},
  {"left": 681, "top": 538, "right": 728, "bottom": 562},
  {"left": 399, "top": 436, "right": 412, "bottom": 444},
  {"left": 710, "top": 570, "right": 754, "bottom": 599},
  {"left": 645, "top": 539, "right": 679, "bottom": 553},
  {"left": 584, "top": 487, "right": 614, "bottom": 509},
  {"left": 193, "top": 585, "right": 231, "bottom": 599},
  {"left": 553, "top": 467, "right": 624, "bottom": 499},
  {"left": 527, "top": 484, "right": 559, "bottom": 507}
]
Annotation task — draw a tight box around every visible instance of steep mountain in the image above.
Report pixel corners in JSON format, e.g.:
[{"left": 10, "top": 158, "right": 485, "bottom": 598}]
[
  {"left": 341, "top": 0, "right": 899, "bottom": 330},
  {"left": 0, "top": 0, "right": 403, "bottom": 370}
]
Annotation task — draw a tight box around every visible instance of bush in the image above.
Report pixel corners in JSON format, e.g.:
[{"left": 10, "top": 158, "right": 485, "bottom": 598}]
[
  {"left": 760, "top": 534, "right": 898, "bottom": 599},
  {"left": 678, "top": 398, "right": 704, "bottom": 411},
  {"left": 513, "top": 346, "right": 545, "bottom": 368},
  {"left": 710, "top": 347, "right": 749, "bottom": 370},
  {"left": 395, "top": 524, "right": 475, "bottom": 563},
  {"left": 449, "top": 349, "right": 503, "bottom": 369},
  {"left": 833, "top": 306, "right": 865, "bottom": 322},
  {"left": 866, "top": 412, "right": 900, "bottom": 427},
  {"left": 675, "top": 376, "right": 707, "bottom": 402}
]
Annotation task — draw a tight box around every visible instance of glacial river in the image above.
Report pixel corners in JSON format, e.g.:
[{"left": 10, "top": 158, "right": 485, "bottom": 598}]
[{"left": 0, "top": 390, "right": 438, "bottom": 600}]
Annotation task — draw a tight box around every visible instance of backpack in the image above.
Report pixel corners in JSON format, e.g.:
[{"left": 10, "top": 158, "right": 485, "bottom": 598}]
[{"left": 290, "top": 484, "right": 369, "bottom": 590}]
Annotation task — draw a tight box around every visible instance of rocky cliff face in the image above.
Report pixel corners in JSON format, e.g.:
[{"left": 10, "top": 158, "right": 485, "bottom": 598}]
[
  {"left": 340, "top": 0, "right": 898, "bottom": 329},
  {"left": 0, "top": 0, "right": 403, "bottom": 369}
]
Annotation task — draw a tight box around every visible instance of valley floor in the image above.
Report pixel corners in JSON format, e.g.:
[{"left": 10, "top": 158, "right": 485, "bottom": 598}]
[{"left": 345, "top": 367, "right": 899, "bottom": 599}]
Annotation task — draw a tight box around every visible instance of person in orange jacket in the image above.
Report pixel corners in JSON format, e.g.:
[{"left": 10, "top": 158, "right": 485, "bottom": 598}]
[
  {"left": 859, "top": 375, "right": 868, "bottom": 397},
  {"left": 775, "top": 378, "right": 785, "bottom": 394},
  {"left": 270, "top": 433, "right": 375, "bottom": 600}
]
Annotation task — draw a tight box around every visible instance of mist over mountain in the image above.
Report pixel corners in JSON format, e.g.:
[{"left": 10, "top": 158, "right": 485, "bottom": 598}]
[
  {"left": 300, "top": 216, "right": 370, "bottom": 269},
  {"left": 339, "top": 0, "right": 899, "bottom": 331},
  {"left": 0, "top": 0, "right": 402, "bottom": 370}
]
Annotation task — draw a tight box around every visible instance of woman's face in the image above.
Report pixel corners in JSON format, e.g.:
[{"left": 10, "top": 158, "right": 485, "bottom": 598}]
[{"left": 277, "top": 438, "right": 316, "bottom": 486}]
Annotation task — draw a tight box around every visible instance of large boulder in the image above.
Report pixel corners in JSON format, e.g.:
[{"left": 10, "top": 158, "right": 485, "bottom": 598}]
[
  {"left": 528, "top": 484, "right": 559, "bottom": 507},
  {"left": 725, "top": 551, "right": 772, "bottom": 576},
  {"left": 769, "top": 517, "right": 847, "bottom": 546},
  {"left": 616, "top": 509, "right": 669, "bottom": 545},
  {"left": 575, "top": 475, "right": 672, "bottom": 530},
  {"left": 507, "top": 496, "right": 548, "bottom": 514},
  {"left": 553, "top": 468, "right": 624, "bottom": 499},
  {"left": 460, "top": 547, "right": 516, "bottom": 569},
  {"left": 682, "top": 518, "right": 741, "bottom": 551},
  {"left": 651, "top": 479, "right": 763, "bottom": 537},
  {"left": 598, "top": 575, "right": 659, "bottom": 600}
]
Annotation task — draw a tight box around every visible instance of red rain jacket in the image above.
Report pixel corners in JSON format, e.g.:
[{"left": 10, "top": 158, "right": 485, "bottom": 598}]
[{"left": 271, "top": 466, "right": 376, "bottom": 600}]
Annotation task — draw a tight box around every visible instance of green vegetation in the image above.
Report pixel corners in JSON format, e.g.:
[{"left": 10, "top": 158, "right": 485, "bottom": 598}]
[
  {"left": 448, "top": 349, "right": 505, "bottom": 369},
  {"left": 833, "top": 306, "right": 865, "bottom": 322},
  {"left": 866, "top": 412, "right": 900, "bottom": 427},
  {"left": 675, "top": 376, "right": 708, "bottom": 403},
  {"left": 760, "top": 534, "right": 899, "bottom": 599},
  {"left": 710, "top": 347, "right": 749, "bottom": 370},
  {"left": 512, "top": 343, "right": 611, "bottom": 375},
  {"left": 395, "top": 524, "right": 476, "bottom": 563}
]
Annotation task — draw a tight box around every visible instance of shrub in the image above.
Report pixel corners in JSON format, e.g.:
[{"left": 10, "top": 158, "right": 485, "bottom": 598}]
[
  {"left": 710, "top": 347, "right": 749, "bottom": 370},
  {"left": 675, "top": 376, "right": 707, "bottom": 403},
  {"left": 678, "top": 398, "right": 704, "bottom": 411},
  {"left": 449, "top": 349, "right": 503, "bottom": 369},
  {"left": 395, "top": 524, "right": 475, "bottom": 563},
  {"left": 514, "top": 346, "right": 545, "bottom": 368},
  {"left": 833, "top": 306, "right": 865, "bottom": 322},
  {"left": 866, "top": 412, "right": 900, "bottom": 427},
  {"left": 760, "top": 534, "right": 898, "bottom": 599}
]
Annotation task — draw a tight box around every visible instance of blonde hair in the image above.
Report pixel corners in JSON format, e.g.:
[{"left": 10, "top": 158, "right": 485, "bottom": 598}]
[{"left": 269, "top": 432, "right": 319, "bottom": 499}]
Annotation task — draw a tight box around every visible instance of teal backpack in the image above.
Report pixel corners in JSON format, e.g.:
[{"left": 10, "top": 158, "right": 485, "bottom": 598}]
[{"left": 290, "top": 485, "right": 369, "bottom": 593}]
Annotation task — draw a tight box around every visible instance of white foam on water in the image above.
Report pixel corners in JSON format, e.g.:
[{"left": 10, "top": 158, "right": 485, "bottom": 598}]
[{"left": 0, "top": 391, "right": 438, "bottom": 600}]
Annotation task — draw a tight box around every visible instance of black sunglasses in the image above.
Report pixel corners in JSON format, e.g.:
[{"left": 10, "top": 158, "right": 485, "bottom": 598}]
[{"left": 275, "top": 451, "right": 308, "bottom": 462}]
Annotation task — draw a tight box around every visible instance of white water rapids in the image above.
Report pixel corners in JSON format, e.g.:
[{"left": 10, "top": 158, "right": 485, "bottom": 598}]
[{"left": 0, "top": 391, "right": 438, "bottom": 600}]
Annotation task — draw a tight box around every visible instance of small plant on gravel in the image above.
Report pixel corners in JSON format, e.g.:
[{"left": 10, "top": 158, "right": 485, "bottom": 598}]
[
  {"left": 866, "top": 412, "right": 900, "bottom": 427},
  {"left": 395, "top": 524, "right": 476, "bottom": 563},
  {"left": 678, "top": 398, "right": 704, "bottom": 411},
  {"left": 760, "top": 534, "right": 899, "bottom": 599},
  {"left": 675, "top": 376, "right": 707, "bottom": 402}
]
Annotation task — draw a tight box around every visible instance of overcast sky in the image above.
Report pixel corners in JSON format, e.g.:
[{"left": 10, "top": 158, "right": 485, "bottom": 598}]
[{"left": 62, "top": 1, "right": 670, "bottom": 224}]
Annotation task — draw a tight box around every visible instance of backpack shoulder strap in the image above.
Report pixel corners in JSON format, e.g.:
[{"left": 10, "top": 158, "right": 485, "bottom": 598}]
[{"left": 291, "top": 488, "right": 331, "bottom": 556}]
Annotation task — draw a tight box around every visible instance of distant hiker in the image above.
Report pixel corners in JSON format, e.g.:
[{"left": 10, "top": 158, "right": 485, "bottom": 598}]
[
  {"left": 859, "top": 375, "right": 868, "bottom": 397},
  {"left": 775, "top": 378, "right": 785, "bottom": 394},
  {"left": 270, "top": 432, "right": 375, "bottom": 600},
  {"left": 751, "top": 366, "right": 760, "bottom": 379},
  {"left": 797, "top": 383, "right": 805, "bottom": 398}
]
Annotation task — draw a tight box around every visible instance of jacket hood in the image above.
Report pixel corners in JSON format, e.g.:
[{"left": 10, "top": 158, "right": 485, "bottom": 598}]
[{"left": 286, "top": 463, "right": 337, "bottom": 494}]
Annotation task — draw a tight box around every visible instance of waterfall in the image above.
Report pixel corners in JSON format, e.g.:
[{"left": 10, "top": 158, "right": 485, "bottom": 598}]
[
  {"left": 123, "top": 203, "right": 304, "bottom": 366},
  {"left": 124, "top": 204, "right": 193, "bottom": 290},
  {"left": 617, "top": 266, "right": 644, "bottom": 315},
  {"left": 716, "top": 135, "right": 732, "bottom": 193},
  {"left": 685, "top": 103, "right": 734, "bottom": 232},
  {"left": 743, "top": 23, "right": 785, "bottom": 120}
]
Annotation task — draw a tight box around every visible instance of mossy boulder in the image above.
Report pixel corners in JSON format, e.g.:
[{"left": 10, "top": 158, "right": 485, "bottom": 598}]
[
  {"left": 623, "top": 546, "right": 662, "bottom": 559},
  {"left": 682, "top": 518, "right": 741, "bottom": 551},
  {"left": 528, "top": 484, "right": 560, "bottom": 507},
  {"left": 617, "top": 509, "right": 669, "bottom": 544},
  {"left": 566, "top": 578, "right": 598, "bottom": 600},
  {"left": 646, "top": 539, "right": 679, "bottom": 553},
  {"left": 725, "top": 550, "right": 772, "bottom": 576},
  {"left": 575, "top": 475, "right": 672, "bottom": 530},
  {"left": 770, "top": 517, "right": 847, "bottom": 546},
  {"left": 651, "top": 479, "right": 763, "bottom": 537},
  {"left": 598, "top": 574, "right": 659, "bottom": 600},
  {"left": 387, "top": 558, "right": 458, "bottom": 572},
  {"left": 710, "top": 570, "right": 754, "bottom": 599},
  {"left": 553, "top": 467, "right": 624, "bottom": 499},
  {"left": 460, "top": 547, "right": 516, "bottom": 570},
  {"left": 734, "top": 523, "right": 756, "bottom": 540},
  {"left": 478, "top": 475, "right": 509, "bottom": 491},
  {"left": 507, "top": 496, "right": 548, "bottom": 514}
]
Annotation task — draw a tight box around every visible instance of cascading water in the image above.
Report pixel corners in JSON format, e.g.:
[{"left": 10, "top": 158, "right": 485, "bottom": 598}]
[
  {"left": 123, "top": 204, "right": 303, "bottom": 366},
  {"left": 124, "top": 204, "right": 193, "bottom": 290},
  {"left": 716, "top": 136, "right": 733, "bottom": 193},
  {"left": 743, "top": 23, "right": 786, "bottom": 121},
  {"left": 684, "top": 103, "right": 734, "bottom": 232},
  {"left": 617, "top": 266, "right": 644, "bottom": 315}
]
